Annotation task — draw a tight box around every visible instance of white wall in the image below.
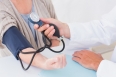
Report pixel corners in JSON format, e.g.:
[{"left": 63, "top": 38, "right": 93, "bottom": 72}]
[
  {"left": 51, "top": 0, "right": 116, "bottom": 53},
  {"left": 52, "top": 0, "right": 116, "bottom": 22},
  {"left": 1, "top": 0, "right": 116, "bottom": 58}
]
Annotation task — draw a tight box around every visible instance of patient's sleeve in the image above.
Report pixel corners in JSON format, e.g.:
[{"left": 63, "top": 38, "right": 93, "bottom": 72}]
[{"left": 2, "top": 26, "right": 33, "bottom": 60}]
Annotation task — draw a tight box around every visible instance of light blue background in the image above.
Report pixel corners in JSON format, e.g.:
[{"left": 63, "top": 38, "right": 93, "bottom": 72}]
[{"left": 39, "top": 55, "right": 96, "bottom": 77}]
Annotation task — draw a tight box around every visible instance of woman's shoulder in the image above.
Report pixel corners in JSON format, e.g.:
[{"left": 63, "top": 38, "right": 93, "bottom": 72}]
[
  {"left": 36, "top": 0, "right": 53, "bottom": 6},
  {"left": 35, "top": 0, "right": 57, "bottom": 18},
  {"left": 39, "top": 0, "right": 52, "bottom": 3},
  {"left": 0, "top": 0, "right": 12, "bottom": 10},
  {"left": 0, "top": 0, "right": 6, "bottom": 8}
]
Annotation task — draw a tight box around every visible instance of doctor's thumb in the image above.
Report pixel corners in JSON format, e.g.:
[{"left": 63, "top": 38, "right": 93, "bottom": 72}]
[{"left": 40, "top": 18, "right": 57, "bottom": 24}]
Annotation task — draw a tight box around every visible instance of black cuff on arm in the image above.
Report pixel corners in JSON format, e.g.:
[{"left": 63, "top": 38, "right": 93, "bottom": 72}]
[{"left": 2, "top": 26, "right": 33, "bottom": 60}]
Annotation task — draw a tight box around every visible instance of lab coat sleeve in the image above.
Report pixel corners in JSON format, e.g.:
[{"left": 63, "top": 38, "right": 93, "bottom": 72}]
[
  {"left": 97, "top": 60, "right": 116, "bottom": 77},
  {"left": 67, "top": 6, "right": 116, "bottom": 49}
]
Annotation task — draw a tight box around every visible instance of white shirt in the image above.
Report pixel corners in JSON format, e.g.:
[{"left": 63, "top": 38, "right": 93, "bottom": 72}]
[{"left": 68, "top": 6, "right": 116, "bottom": 77}]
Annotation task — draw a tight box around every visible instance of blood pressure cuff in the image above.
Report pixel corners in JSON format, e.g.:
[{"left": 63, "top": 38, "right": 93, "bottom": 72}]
[{"left": 2, "top": 26, "right": 33, "bottom": 60}]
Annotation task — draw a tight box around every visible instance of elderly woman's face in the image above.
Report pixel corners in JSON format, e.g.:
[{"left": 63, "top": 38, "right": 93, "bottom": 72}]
[{"left": 11, "top": 0, "right": 33, "bottom": 14}]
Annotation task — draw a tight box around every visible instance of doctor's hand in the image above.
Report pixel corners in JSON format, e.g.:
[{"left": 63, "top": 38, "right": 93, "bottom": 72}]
[
  {"left": 72, "top": 50, "right": 103, "bottom": 71},
  {"left": 42, "top": 54, "right": 67, "bottom": 70},
  {"left": 34, "top": 18, "right": 70, "bottom": 39}
]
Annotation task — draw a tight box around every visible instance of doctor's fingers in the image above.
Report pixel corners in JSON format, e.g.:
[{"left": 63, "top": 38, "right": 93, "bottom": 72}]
[
  {"left": 73, "top": 51, "right": 83, "bottom": 58},
  {"left": 45, "top": 28, "right": 56, "bottom": 39},
  {"left": 96, "top": 53, "right": 103, "bottom": 58},
  {"left": 47, "top": 30, "right": 58, "bottom": 39},
  {"left": 72, "top": 56, "right": 82, "bottom": 64},
  {"left": 34, "top": 24, "right": 39, "bottom": 29},
  {"left": 34, "top": 24, "right": 49, "bottom": 32},
  {"left": 40, "top": 18, "right": 60, "bottom": 26},
  {"left": 44, "top": 26, "right": 54, "bottom": 36}
]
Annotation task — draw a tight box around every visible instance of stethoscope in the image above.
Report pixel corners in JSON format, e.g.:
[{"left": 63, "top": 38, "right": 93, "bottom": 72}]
[{"left": 18, "top": 12, "right": 65, "bottom": 70}]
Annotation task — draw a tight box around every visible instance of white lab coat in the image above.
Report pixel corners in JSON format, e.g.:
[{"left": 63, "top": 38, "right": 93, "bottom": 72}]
[{"left": 67, "top": 6, "right": 116, "bottom": 77}]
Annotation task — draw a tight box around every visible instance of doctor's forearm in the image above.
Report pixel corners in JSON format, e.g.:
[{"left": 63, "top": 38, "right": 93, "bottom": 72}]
[
  {"left": 62, "top": 23, "right": 71, "bottom": 39},
  {"left": 67, "top": 19, "right": 116, "bottom": 48},
  {"left": 66, "top": 7, "right": 116, "bottom": 48}
]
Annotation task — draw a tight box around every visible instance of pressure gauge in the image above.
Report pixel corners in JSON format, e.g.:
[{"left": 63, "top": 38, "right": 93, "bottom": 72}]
[
  {"left": 30, "top": 12, "right": 39, "bottom": 22},
  {"left": 29, "top": 12, "right": 60, "bottom": 38},
  {"left": 29, "top": 12, "right": 43, "bottom": 26}
]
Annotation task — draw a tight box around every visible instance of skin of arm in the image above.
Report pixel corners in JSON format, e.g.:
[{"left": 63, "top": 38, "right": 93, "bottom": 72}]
[
  {"left": 19, "top": 48, "right": 47, "bottom": 69},
  {"left": 10, "top": 0, "right": 66, "bottom": 70},
  {"left": 19, "top": 48, "right": 66, "bottom": 70}
]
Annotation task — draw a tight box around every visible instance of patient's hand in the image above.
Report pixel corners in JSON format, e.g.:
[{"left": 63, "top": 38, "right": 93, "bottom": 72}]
[
  {"left": 43, "top": 54, "right": 67, "bottom": 70},
  {"left": 20, "top": 48, "right": 66, "bottom": 70},
  {"left": 72, "top": 50, "right": 103, "bottom": 71}
]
